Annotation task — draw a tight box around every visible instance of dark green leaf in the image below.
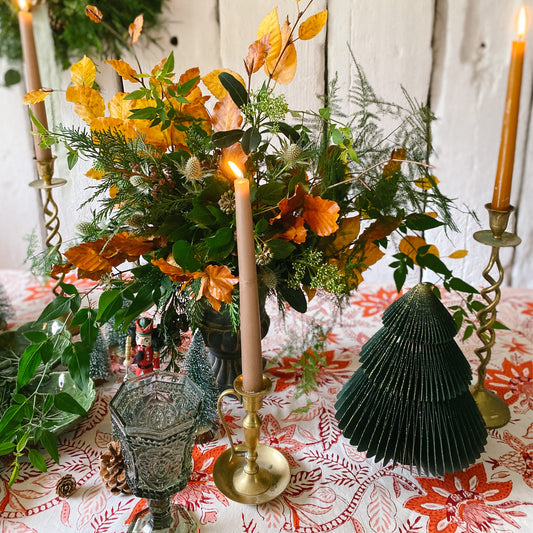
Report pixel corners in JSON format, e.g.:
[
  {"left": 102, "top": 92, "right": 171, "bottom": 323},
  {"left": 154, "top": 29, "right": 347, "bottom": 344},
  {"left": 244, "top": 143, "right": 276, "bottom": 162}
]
[
  {"left": 39, "top": 430, "right": 59, "bottom": 464},
  {"left": 211, "top": 129, "right": 243, "bottom": 148},
  {"left": 96, "top": 289, "right": 124, "bottom": 322},
  {"left": 256, "top": 182, "right": 285, "bottom": 205},
  {"left": 178, "top": 75, "right": 199, "bottom": 95},
  {"left": 463, "top": 324, "right": 475, "bottom": 341},
  {"left": 67, "top": 151, "right": 78, "bottom": 170},
  {"left": 448, "top": 277, "right": 478, "bottom": 294},
  {"left": 40, "top": 339, "right": 54, "bottom": 364},
  {"left": 275, "top": 122, "right": 300, "bottom": 142},
  {"left": 80, "top": 317, "right": 99, "bottom": 348},
  {"left": 393, "top": 266, "right": 407, "bottom": 292},
  {"left": 255, "top": 218, "right": 269, "bottom": 234},
  {"left": 268, "top": 239, "right": 295, "bottom": 260},
  {"left": 416, "top": 252, "right": 452, "bottom": 277},
  {"left": 23, "top": 331, "right": 47, "bottom": 344},
  {"left": 205, "top": 227, "right": 235, "bottom": 262},
  {"left": 28, "top": 449, "right": 47, "bottom": 472},
  {"left": 218, "top": 72, "right": 248, "bottom": 108},
  {"left": 54, "top": 392, "right": 88, "bottom": 417},
  {"left": 279, "top": 285, "right": 307, "bottom": 313},
  {"left": 37, "top": 297, "right": 71, "bottom": 323},
  {"left": 0, "top": 404, "right": 26, "bottom": 435},
  {"left": 69, "top": 341, "right": 91, "bottom": 391},
  {"left": 241, "top": 127, "right": 261, "bottom": 154},
  {"left": 173, "top": 241, "right": 201, "bottom": 272},
  {"left": 188, "top": 204, "right": 216, "bottom": 227},
  {"left": 494, "top": 320, "right": 510, "bottom": 330},
  {"left": 17, "top": 344, "right": 42, "bottom": 390},
  {"left": 405, "top": 214, "right": 445, "bottom": 231},
  {"left": 71, "top": 307, "right": 89, "bottom": 327}
]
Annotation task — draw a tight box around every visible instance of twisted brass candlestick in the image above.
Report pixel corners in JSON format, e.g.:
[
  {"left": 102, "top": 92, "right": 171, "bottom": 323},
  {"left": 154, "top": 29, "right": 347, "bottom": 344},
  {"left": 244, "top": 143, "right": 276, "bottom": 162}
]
[
  {"left": 213, "top": 375, "right": 290, "bottom": 504},
  {"left": 29, "top": 158, "right": 67, "bottom": 293},
  {"left": 471, "top": 203, "right": 521, "bottom": 428}
]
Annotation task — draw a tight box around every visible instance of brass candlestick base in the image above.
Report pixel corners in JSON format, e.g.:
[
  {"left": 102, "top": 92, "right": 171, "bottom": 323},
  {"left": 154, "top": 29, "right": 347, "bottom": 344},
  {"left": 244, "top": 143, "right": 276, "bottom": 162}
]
[
  {"left": 471, "top": 204, "right": 521, "bottom": 428},
  {"left": 213, "top": 375, "right": 290, "bottom": 504}
]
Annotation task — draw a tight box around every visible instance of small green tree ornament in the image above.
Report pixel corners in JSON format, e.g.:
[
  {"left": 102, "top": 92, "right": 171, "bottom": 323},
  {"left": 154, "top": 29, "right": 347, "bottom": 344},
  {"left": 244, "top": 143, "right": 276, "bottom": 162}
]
[
  {"left": 335, "top": 283, "right": 487, "bottom": 476},
  {"left": 182, "top": 329, "right": 218, "bottom": 434},
  {"left": 90, "top": 330, "right": 111, "bottom": 383}
]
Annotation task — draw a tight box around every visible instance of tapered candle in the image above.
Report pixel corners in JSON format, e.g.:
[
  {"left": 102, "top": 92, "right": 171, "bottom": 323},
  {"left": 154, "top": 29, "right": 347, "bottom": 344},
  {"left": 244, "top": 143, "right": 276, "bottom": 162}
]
[
  {"left": 229, "top": 161, "right": 263, "bottom": 393},
  {"left": 17, "top": 0, "right": 52, "bottom": 162},
  {"left": 492, "top": 6, "right": 527, "bottom": 211}
]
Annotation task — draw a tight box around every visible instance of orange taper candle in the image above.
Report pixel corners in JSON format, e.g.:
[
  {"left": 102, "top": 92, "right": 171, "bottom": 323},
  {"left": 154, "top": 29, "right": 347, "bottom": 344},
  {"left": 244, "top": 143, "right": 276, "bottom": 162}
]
[
  {"left": 17, "top": 0, "right": 52, "bottom": 162},
  {"left": 230, "top": 161, "right": 263, "bottom": 393},
  {"left": 492, "top": 6, "right": 527, "bottom": 211}
]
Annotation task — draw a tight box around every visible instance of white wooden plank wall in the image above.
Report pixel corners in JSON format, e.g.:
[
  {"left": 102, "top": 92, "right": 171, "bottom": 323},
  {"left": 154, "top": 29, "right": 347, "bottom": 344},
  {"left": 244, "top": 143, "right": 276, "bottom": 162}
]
[{"left": 1, "top": 0, "right": 532, "bottom": 289}]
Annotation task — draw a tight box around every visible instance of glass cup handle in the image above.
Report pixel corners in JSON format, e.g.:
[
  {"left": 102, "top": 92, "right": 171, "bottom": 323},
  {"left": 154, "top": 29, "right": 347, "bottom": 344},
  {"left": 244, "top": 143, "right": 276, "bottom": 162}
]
[{"left": 217, "top": 388, "right": 244, "bottom": 459}]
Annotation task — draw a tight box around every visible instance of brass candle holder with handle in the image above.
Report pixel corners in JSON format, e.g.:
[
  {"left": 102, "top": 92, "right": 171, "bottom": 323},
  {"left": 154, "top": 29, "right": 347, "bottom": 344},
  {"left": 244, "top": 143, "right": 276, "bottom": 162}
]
[
  {"left": 213, "top": 374, "right": 290, "bottom": 504},
  {"left": 471, "top": 203, "right": 521, "bottom": 428}
]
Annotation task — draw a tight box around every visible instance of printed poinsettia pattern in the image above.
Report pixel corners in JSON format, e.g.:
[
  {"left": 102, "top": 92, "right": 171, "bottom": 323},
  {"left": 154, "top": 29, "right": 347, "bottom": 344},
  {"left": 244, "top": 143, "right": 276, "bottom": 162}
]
[{"left": 1, "top": 278, "right": 533, "bottom": 532}]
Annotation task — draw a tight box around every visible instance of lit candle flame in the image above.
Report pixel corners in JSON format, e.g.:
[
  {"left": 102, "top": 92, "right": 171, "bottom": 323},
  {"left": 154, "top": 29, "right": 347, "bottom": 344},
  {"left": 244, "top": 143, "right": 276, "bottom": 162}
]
[
  {"left": 17, "top": 0, "right": 31, "bottom": 11},
  {"left": 517, "top": 5, "right": 527, "bottom": 39},
  {"left": 228, "top": 161, "right": 244, "bottom": 180}
]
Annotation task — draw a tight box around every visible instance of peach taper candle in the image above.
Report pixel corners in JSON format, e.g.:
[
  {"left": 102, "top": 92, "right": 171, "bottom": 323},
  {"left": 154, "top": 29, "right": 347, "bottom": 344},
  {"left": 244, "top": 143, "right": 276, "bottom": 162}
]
[
  {"left": 491, "top": 5, "right": 527, "bottom": 211},
  {"left": 17, "top": 0, "right": 52, "bottom": 162},
  {"left": 229, "top": 161, "right": 263, "bottom": 393}
]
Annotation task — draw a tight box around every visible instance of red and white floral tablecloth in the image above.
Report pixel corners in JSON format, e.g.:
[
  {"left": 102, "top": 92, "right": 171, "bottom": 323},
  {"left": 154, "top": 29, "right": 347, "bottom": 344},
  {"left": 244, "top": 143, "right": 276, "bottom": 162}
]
[{"left": 1, "top": 270, "right": 533, "bottom": 533}]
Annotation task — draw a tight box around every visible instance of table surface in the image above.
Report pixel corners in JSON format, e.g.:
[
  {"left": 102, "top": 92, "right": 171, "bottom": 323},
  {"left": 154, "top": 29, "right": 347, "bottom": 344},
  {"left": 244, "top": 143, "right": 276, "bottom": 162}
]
[{"left": 1, "top": 270, "right": 533, "bottom": 533}]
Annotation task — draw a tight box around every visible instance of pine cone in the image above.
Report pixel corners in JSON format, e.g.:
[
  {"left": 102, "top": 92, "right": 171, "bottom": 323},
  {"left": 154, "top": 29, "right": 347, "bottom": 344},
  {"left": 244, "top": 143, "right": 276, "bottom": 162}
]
[
  {"left": 56, "top": 474, "right": 77, "bottom": 498},
  {"left": 100, "top": 441, "right": 132, "bottom": 495}
]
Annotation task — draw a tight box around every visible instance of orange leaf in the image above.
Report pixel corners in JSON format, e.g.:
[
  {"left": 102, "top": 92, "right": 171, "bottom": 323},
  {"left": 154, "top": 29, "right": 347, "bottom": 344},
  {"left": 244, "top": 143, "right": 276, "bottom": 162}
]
[
  {"left": 108, "top": 232, "right": 155, "bottom": 259},
  {"left": 211, "top": 93, "right": 243, "bottom": 132},
  {"left": 108, "top": 92, "right": 134, "bottom": 120},
  {"left": 196, "top": 265, "right": 238, "bottom": 311},
  {"left": 64, "top": 241, "right": 113, "bottom": 274},
  {"left": 70, "top": 56, "right": 96, "bottom": 87},
  {"left": 414, "top": 175, "right": 439, "bottom": 190},
  {"left": 50, "top": 263, "right": 73, "bottom": 278},
  {"left": 128, "top": 14, "right": 143, "bottom": 45},
  {"left": 270, "top": 183, "right": 307, "bottom": 223},
  {"left": 179, "top": 67, "right": 200, "bottom": 91},
  {"left": 219, "top": 144, "right": 249, "bottom": 182},
  {"left": 85, "top": 5, "right": 102, "bottom": 23},
  {"left": 399, "top": 235, "right": 439, "bottom": 264},
  {"left": 449, "top": 249, "right": 468, "bottom": 259},
  {"left": 383, "top": 148, "right": 406, "bottom": 178},
  {"left": 270, "top": 17, "right": 297, "bottom": 85},
  {"left": 66, "top": 85, "right": 105, "bottom": 123},
  {"left": 151, "top": 258, "right": 191, "bottom": 283},
  {"left": 23, "top": 88, "right": 52, "bottom": 105},
  {"left": 302, "top": 195, "right": 339, "bottom": 236},
  {"left": 109, "top": 184, "right": 119, "bottom": 198},
  {"left": 202, "top": 69, "right": 246, "bottom": 100},
  {"left": 298, "top": 10, "right": 328, "bottom": 40},
  {"left": 257, "top": 7, "right": 282, "bottom": 76},
  {"left": 85, "top": 168, "right": 105, "bottom": 180},
  {"left": 245, "top": 34, "right": 271, "bottom": 75},
  {"left": 273, "top": 216, "right": 307, "bottom": 244},
  {"left": 105, "top": 60, "right": 139, "bottom": 83}
]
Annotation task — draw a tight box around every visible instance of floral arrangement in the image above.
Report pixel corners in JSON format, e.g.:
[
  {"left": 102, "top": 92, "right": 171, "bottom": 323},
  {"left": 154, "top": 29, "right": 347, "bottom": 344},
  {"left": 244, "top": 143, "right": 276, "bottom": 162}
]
[{"left": 5, "top": 1, "right": 478, "bottom": 484}]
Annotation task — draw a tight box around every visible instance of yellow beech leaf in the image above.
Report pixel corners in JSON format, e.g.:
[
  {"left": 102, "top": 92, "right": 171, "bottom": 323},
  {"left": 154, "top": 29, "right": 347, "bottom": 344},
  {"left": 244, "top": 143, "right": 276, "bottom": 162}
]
[
  {"left": 108, "top": 92, "right": 134, "bottom": 120},
  {"left": 202, "top": 69, "right": 246, "bottom": 100},
  {"left": 195, "top": 265, "right": 238, "bottom": 311},
  {"left": 383, "top": 148, "right": 406, "bottom": 178},
  {"left": 211, "top": 93, "right": 243, "bottom": 132},
  {"left": 109, "top": 184, "right": 118, "bottom": 198},
  {"left": 66, "top": 85, "right": 105, "bottom": 122},
  {"left": 271, "top": 17, "right": 297, "bottom": 85},
  {"left": 245, "top": 34, "right": 271, "bottom": 75},
  {"left": 257, "top": 7, "right": 282, "bottom": 76},
  {"left": 302, "top": 195, "right": 339, "bottom": 236},
  {"left": 399, "top": 235, "right": 439, "bottom": 264},
  {"left": 324, "top": 215, "right": 361, "bottom": 255},
  {"left": 129, "top": 13, "right": 143, "bottom": 45},
  {"left": 70, "top": 56, "right": 96, "bottom": 87},
  {"left": 414, "top": 174, "right": 439, "bottom": 190},
  {"left": 86, "top": 168, "right": 105, "bottom": 180},
  {"left": 85, "top": 5, "right": 102, "bottom": 23},
  {"left": 105, "top": 60, "right": 139, "bottom": 83},
  {"left": 298, "top": 10, "right": 328, "bottom": 40},
  {"left": 449, "top": 249, "right": 468, "bottom": 259},
  {"left": 23, "top": 88, "right": 52, "bottom": 105}
]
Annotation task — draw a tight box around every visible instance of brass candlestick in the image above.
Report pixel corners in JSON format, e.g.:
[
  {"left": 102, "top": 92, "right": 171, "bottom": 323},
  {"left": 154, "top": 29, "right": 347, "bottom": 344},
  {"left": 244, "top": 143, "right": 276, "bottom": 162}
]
[
  {"left": 213, "top": 375, "right": 290, "bottom": 504},
  {"left": 29, "top": 158, "right": 67, "bottom": 293},
  {"left": 471, "top": 203, "right": 521, "bottom": 428}
]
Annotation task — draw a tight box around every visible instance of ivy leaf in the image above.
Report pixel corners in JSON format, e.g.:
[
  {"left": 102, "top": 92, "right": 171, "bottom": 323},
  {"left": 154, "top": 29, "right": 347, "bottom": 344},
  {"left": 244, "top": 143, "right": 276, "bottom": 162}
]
[
  {"left": 54, "top": 392, "right": 88, "bottom": 417},
  {"left": 218, "top": 72, "right": 248, "bottom": 108},
  {"left": 28, "top": 449, "right": 47, "bottom": 472},
  {"left": 205, "top": 227, "right": 235, "bottom": 262},
  {"left": 268, "top": 239, "right": 295, "bottom": 260},
  {"left": 4, "top": 69, "right": 21, "bottom": 87},
  {"left": 256, "top": 182, "right": 286, "bottom": 205},
  {"left": 173, "top": 241, "right": 201, "bottom": 272}
]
